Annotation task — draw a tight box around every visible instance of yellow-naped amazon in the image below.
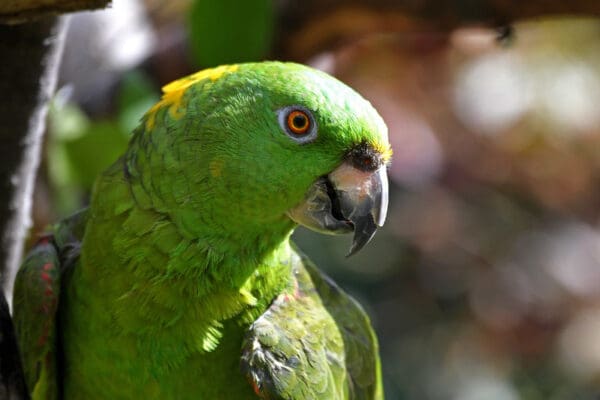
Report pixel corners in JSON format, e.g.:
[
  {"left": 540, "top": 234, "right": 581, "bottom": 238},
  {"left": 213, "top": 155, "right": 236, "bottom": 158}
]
[{"left": 13, "top": 62, "right": 391, "bottom": 399}]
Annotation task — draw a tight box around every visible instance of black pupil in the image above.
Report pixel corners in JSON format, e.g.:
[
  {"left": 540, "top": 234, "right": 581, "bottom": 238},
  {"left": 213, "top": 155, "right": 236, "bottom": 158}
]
[{"left": 293, "top": 114, "right": 307, "bottom": 129}]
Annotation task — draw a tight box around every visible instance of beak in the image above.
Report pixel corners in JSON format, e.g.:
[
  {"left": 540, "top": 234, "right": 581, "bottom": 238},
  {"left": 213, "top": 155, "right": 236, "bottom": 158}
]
[{"left": 287, "top": 161, "right": 389, "bottom": 256}]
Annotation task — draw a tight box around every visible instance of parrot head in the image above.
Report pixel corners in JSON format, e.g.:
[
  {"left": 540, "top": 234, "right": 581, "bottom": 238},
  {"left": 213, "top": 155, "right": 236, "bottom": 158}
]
[{"left": 135, "top": 62, "right": 391, "bottom": 255}]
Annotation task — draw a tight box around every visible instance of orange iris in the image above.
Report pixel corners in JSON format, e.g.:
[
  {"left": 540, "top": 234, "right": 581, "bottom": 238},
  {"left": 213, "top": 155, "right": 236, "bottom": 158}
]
[{"left": 287, "top": 110, "right": 310, "bottom": 135}]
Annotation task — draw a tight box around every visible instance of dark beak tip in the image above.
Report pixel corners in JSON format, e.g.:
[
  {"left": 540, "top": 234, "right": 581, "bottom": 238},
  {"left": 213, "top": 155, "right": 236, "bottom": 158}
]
[
  {"left": 345, "top": 214, "right": 378, "bottom": 257},
  {"left": 345, "top": 246, "right": 362, "bottom": 258}
]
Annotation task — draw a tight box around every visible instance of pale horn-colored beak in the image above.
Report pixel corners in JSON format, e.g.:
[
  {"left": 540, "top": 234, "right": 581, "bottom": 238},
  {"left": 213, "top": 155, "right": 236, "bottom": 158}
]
[{"left": 287, "top": 161, "right": 388, "bottom": 256}]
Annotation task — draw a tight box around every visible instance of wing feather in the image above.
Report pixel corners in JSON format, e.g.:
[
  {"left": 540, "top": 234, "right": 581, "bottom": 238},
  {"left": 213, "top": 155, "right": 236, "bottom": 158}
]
[
  {"left": 240, "top": 248, "right": 383, "bottom": 400},
  {"left": 12, "top": 210, "right": 87, "bottom": 399}
]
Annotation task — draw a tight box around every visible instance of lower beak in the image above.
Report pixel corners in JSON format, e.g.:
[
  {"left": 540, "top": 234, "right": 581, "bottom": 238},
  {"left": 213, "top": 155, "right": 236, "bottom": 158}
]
[{"left": 287, "top": 162, "right": 389, "bottom": 256}]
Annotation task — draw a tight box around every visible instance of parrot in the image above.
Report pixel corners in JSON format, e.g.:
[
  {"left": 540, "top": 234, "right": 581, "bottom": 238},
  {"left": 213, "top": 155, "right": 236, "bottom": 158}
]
[{"left": 13, "top": 61, "right": 391, "bottom": 399}]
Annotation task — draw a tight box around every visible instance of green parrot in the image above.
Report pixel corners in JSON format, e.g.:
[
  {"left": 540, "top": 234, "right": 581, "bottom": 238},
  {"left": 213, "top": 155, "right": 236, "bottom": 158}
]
[{"left": 13, "top": 62, "right": 391, "bottom": 399}]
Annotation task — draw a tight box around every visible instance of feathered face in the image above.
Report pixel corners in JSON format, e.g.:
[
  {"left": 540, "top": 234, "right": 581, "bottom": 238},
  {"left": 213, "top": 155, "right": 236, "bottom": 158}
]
[{"left": 137, "top": 62, "right": 391, "bottom": 254}]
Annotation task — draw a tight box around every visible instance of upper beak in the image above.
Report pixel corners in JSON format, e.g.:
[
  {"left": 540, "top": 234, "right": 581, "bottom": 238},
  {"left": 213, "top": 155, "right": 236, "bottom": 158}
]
[{"left": 287, "top": 161, "right": 389, "bottom": 256}]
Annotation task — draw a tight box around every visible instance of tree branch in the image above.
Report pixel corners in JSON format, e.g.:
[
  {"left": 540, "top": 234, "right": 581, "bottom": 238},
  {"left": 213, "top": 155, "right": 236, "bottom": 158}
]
[
  {"left": 275, "top": 0, "right": 600, "bottom": 59},
  {"left": 0, "top": 0, "right": 110, "bottom": 24}
]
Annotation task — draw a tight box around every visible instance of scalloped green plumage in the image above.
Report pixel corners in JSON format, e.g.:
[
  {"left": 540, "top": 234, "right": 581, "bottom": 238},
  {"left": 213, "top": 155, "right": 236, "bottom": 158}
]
[{"left": 14, "top": 62, "right": 388, "bottom": 399}]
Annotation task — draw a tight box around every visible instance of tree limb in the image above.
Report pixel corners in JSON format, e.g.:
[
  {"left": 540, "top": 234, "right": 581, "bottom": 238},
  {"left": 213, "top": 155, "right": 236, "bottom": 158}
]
[{"left": 0, "top": 0, "right": 110, "bottom": 24}]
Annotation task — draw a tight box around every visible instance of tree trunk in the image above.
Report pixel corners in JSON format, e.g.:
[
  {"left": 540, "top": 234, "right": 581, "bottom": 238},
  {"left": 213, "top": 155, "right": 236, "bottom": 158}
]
[{"left": 0, "top": 17, "right": 68, "bottom": 398}]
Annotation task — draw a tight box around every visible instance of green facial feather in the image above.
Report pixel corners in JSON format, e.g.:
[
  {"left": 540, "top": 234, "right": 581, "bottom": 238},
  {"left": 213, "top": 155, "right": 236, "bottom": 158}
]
[{"left": 13, "top": 62, "right": 389, "bottom": 399}]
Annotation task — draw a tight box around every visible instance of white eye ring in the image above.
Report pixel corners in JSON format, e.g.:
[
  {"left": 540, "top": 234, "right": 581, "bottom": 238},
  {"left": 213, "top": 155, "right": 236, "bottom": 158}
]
[{"left": 276, "top": 105, "right": 318, "bottom": 144}]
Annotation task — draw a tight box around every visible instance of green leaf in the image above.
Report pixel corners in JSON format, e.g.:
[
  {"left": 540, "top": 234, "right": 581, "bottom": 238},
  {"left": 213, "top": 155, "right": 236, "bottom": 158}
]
[
  {"left": 62, "top": 120, "right": 130, "bottom": 189},
  {"left": 118, "top": 70, "right": 160, "bottom": 133},
  {"left": 188, "top": 0, "right": 274, "bottom": 67},
  {"left": 48, "top": 101, "right": 89, "bottom": 141}
]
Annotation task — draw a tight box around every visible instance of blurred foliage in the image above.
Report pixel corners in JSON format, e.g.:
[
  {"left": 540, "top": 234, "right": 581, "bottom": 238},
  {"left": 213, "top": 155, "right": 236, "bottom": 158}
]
[
  {"left": 35, "top": 1, "right": 600, "bottom": 399},
  {"left": 187, "top": 0, "right": 273, "bottom": 66},
  {"left": 47, "top": 70, "right": 158, "bottom": 215}
]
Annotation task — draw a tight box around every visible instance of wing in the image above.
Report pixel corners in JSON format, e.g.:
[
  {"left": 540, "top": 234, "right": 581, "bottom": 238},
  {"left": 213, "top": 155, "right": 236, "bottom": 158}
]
[
  {"left": 12, "top": 210, "right": 87, "bottom": 399},
  {"left": 303, "top": 259, "right": 383, "bottom": 400},
  {"left": 240, "top": 248, "right": 383, "bottom": 400}
]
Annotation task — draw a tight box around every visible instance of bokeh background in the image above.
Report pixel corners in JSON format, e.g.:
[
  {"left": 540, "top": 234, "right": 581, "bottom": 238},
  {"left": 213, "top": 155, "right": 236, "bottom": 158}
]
[{"left": 31, "top": 1, "right": 600, "bottom": 399}]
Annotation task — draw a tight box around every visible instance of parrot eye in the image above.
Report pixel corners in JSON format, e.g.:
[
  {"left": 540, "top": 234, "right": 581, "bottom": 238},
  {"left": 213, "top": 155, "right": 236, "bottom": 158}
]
[{"left": 277, "top": 106, "right": 317, "bottom": 144}]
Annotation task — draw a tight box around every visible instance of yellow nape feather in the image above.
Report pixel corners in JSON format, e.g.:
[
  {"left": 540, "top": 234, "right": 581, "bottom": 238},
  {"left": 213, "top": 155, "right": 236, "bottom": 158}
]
[{"left": 145, "top": 64, "right": 240, "bottom": 130}]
